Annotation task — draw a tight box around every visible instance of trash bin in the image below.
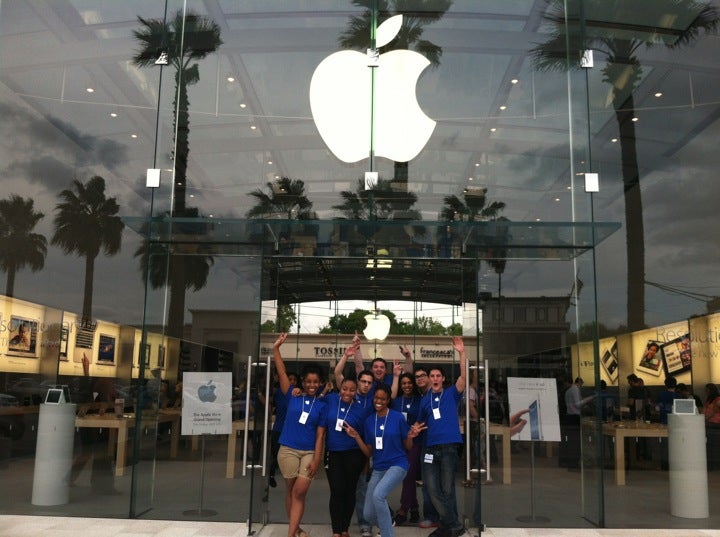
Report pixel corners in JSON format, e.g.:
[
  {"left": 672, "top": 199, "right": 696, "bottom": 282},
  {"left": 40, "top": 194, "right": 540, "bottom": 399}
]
[
  {"left": 668, "top": 413, "right": 708, "bottom": 518},
  {"left": 31, "top": 403, "right": 76, "bottom": 506}
]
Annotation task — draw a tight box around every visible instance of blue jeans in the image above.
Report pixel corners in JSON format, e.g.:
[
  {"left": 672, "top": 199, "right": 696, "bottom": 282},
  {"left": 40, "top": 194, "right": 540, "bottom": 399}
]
[
  {"left": 424, "top": 443, "right": 462, "bottom": 531},
  {"left": 364, "top": 466, "right": 407, "bottom": 537}
]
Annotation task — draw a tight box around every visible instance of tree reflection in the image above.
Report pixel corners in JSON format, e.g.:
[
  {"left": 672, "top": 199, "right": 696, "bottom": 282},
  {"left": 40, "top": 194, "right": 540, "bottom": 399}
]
[{"left": 531, "top": 0, "right": 718, "bottom": 330}]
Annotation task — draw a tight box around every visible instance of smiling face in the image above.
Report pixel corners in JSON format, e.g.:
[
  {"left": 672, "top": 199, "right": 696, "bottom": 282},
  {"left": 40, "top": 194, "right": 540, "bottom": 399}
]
[
  {"left": 400, "top": 376, "right": 414, "bottom": 396},
  {"left": 371, "top": 359, "right": 387, "bottom": 382},
  {"left": 414, "top": 370, "right": 429, "bottom": 392},
  {"left": 373, "top": 388, "right": 390, "bottom": 414},
  {"left": 340, "top": 379, "right": 357, "bottom": 403},
  {"left": 357, "top": 372, "right": 373, "bottom": 395},
  {"left": 303, "top": 373, "right": 322, "bottom": 396}
]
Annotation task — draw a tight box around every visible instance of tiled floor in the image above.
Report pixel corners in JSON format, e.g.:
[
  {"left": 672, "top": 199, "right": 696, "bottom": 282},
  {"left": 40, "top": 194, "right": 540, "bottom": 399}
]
[{"left": 1, "top": 517, "right": 720, "bottom": 537}]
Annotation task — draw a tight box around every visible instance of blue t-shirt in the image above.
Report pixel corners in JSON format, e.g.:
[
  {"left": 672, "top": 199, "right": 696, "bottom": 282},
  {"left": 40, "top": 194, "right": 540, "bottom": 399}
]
[
  {"left": 392, "top": 394, "right": 422, "bottom": 445},
  {"left": 418, "top": 385, "right": 463, "bottom": 446},
  {"left": 279, "top": 388, "right": 328, "bottom": 450},
  {"left": 354, "top": 391, "right": 375, "bottom": 419},
  {"left": 323, "top": 392, "right": 367, "bottom": 452},
  {"left": 656, "top": 389, "right": 681, "bottom": 424},
  {"left": 362, "top": 409, "right": 410, "bottom": 471}
]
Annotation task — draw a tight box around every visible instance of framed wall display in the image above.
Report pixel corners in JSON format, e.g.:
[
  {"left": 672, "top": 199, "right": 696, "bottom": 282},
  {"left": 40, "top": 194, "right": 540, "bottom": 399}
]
[
  {"left": 661, "top": 334, "right": 692, "bottom": 376},
  {"left": 637, "top": 340, "right": 663, "bottom": 376},
  {"left": 157, "top": 345, "right": 165, "bottom": 369},
  {"left": 97, "top": 334, "right": 116, "bottom": 364},
  {"left": 7, "top": 316, "right": 38, "bottom": 357},
  {"left": 600, "top": 340, "right": 619, "bottom": 383}
]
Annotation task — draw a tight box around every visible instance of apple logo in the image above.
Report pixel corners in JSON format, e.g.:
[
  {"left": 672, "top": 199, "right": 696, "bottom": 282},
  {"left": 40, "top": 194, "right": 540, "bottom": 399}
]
[
  {"left": 364, "top": 313, "right": 391, "bottom": 342},
  {"left": 309, "top": 14, "right": 435, "bottom": 163},
  {"left": 197, "top": 380, "right": 217, "bottom": 403}
]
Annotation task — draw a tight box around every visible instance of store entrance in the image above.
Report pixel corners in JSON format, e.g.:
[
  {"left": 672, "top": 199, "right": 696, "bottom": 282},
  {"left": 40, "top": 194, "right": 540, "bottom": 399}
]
[{"left": 131, "top": 216, "right": 617, "bottom": 529}]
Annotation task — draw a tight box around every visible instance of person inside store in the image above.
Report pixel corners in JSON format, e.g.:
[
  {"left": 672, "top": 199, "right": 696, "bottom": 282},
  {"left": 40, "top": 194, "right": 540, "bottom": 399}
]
[
  {"left": 676, "top": 382, "right": 702, "bottom": 410},
  {"left": 273, "top": 332, "right": 328, "bottom": 537},
  {"left": 704, "top": 383, "right": 720, "bottom": 471},
  {"left": 414, "top": 336, "right": 468, "bottom": 537},
  {"left": 344, "top": 383, "right": 425, "bottom": 537},
  {"left": 390, "top": 371, "right": 423, "bottom": 526},
  {"left": 560, "top": 376, "right": 594, "bottom": 469},
  {"left": 655, "top": 376, "right": 681, "bottom": 470},
  {"left": 597, "top": 380, "right": 618, "bottom": 421},
  {"left": 627, "top": 373, "right": 651, "bottom": 420},
  {"left": 412, "top": 365, "right": 440, "bottom": 530}
]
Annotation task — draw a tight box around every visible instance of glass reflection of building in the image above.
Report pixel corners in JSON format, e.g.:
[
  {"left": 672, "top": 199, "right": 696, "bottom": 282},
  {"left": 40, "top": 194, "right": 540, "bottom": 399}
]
[{"left": 1, "top": 0, "right": 719, "bottom": 530}]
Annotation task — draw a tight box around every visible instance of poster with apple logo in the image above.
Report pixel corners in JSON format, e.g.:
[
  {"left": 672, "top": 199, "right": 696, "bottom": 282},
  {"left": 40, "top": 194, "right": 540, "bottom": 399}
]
[{"left": 181, "top": 372, "right": 232, "bottom": 435}]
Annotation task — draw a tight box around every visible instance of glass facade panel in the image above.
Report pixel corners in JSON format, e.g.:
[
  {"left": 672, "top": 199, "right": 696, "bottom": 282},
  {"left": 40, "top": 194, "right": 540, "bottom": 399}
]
[{"left": 1, "top": 0, "right": 720, "bottom": 531}]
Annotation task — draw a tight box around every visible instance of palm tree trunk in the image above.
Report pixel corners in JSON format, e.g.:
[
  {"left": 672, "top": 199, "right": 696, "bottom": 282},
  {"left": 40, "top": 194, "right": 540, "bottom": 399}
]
[
  {"left": 173, "top": 71, "right": 190, "bottom": 216},
  {"left": 5, "top": 267, "right": 15, "bottom": 298},
  {"left": 614, "top": 93, "right": 645, "bottom": 331},
  {"left": 82, "top": 254, "right": 95, "bottom": 321},
  {"left": 167, "top": 255, "right": 187, "bottom": 339}
]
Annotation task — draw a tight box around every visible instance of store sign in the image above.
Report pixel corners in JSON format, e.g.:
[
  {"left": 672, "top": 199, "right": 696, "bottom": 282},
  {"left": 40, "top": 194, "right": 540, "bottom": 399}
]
[
  {"left": 309, "top": 15, "right": 435, "bottom": 163},
  {"left": 181, "top": 372, "right": 232, "bottom": 435}
]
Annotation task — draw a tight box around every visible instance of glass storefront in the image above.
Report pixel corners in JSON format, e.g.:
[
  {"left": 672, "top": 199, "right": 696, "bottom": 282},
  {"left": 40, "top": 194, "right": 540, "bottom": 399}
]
[{"left": 1, "top": 0, "right": 720, "bottom": 530}]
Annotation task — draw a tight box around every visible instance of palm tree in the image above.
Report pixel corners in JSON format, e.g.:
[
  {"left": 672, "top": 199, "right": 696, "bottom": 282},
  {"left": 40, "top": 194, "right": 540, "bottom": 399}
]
[
  {"left": 0, "top": 195, "right": 47, "bottom": 298},
  {"left": 133, "top": 10, "right": 222, "bottom": 215},
  {"left": 439, "top": 187, "right": 506, "bottom": 222},
  {"left": 339, "top": 0, "right": 453, "bottom": 187},
  {"left": 334, "top": 178, "right": 421, "bottom": 221},
  {"left": 133, "top": 11, "right": 222, "bottom": 337},
  {"left": 52, "top": 176, "right": 124, "bottom": 321},
  {"left": 531, "top": 0, "right": 718, "bottom": 330},
  {"left": 246, "top": 178, "right": 314, "bottom": 220}
]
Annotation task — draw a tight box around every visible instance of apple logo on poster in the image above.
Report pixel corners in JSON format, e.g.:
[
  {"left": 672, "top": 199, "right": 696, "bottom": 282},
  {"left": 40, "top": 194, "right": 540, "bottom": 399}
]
[
  {"left": 309, "top": 14, "right": 436, "bottom": 163},
  {"left": 364, "top": 313, "right": 391, "bottom": 342},
  {"left": 197, "top": 380, "right": 217, "bottom": 403}
]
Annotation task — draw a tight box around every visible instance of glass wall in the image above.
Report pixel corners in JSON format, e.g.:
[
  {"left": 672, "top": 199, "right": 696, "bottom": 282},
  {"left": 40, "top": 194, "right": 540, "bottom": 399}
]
[{"left": 1, "top": 0, "right": 719, "bottom": 530}]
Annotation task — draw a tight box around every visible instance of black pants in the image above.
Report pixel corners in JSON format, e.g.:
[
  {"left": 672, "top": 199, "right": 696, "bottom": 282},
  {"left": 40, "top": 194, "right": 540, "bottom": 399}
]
[
  {"left": 326, "top": 449, "right": 367, "bottom": 533},
  {"left": 268, "top": 430, "right": 281, "bottom": 478},
  {"left": 559, "top": 414, "right": 581, "bottom": 468}
]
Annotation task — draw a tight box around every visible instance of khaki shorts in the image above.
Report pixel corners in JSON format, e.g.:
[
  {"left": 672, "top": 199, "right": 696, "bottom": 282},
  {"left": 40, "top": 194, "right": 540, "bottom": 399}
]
[{"left": 277, "top": 445, "right": 316, "bottom": 480}]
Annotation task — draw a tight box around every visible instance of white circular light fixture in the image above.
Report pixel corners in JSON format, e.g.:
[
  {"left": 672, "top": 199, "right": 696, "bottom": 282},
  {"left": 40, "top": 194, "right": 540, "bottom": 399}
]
[{"left": 363, "top": 313, "right": 391, "bottom": 342}]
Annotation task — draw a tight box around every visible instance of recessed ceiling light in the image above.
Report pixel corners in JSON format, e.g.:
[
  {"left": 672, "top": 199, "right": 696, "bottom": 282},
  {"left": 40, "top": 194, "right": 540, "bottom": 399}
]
[
  {"left": 227, "top": 76, "right": 235, "bottom": 82},
  {"left": 267, "top": 160, "right": 273, "bottom": 165},
  {"left": 274, "top": 175, "right": 280, "bottom": 179},
  {"left": 130, "top": 134, "right": 137, "bottom": 138},
  {"left": 468, "top": 177, "right": 473, "bottom": 181},
  {"left": 499, "top": 105, "right": 507, "bottom": 111},
  {"left": 189, "top": 194, "right": 195, "bottom": 198},
  {"left": 250, "top": 125, "right": 257, "bottom": 130},
  {"left": 475, "top": 163, "right": 480, "bottom": 167},
  {"left": 208, "top": 214, "right": 214, "bottom": 218},
  {"left": 511, "top": 79, "right": 519, "bottom": 84},
  {"left": 177, "top": 182, "right": 182, "bottom": 186},
  {"left": 554, "top": 197, "right": 560, "bottom": 202},
  {"left": 611, "top": 138, "right": 618, "bottom": 143},
  {"left": 110, "top": 112, "right": 118, "bottom": 118},
  {"left": 86, "top": 87, "right": 95, "bottom": 93},
  {"left": 490, "top": 127, "right": 497, "bottom": 132},
  {"left": 240, "top": 103, "right": 247, "bottom": 108},
  {"left": 654, "top": 92, "right": 663, "bottom": 98},
  {"left": 632, "top": 117, "right": 639, "bottom": 122},
  {"left": 536, "top": 218, "right": 541, "bottom": 221}
]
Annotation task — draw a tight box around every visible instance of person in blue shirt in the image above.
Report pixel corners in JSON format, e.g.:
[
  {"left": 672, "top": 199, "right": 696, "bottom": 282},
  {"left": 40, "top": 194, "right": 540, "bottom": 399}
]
[
  {"left": 268, "top": 371, "right": 298, "bottom": 488},
  {"left": 345, "top": 383, "right": 425, "bottom": 537},
  {"left": 656, "top": 376, "right": 681, "bottom": 424},
  {"left": 413, "top": 336, "right": 467, "bottom": 537},
  {"left": 323, "top": 376, "right": 368, "bottom": 537},
  {"left": 273, "top": 333, "right": 328, "bottom": 537},
  {"left": 391, "top": 372, "right": 423, "bottom": 526}
]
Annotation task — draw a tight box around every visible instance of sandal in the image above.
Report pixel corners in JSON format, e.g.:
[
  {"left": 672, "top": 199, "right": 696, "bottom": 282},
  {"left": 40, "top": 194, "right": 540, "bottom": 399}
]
[{"left": 295, "top": 529, "right": 309, "bottom": 537}]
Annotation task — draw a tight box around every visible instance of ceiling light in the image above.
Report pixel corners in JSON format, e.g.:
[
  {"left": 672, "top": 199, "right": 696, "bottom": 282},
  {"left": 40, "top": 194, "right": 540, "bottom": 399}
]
[
  {"left": 110, "top": 112, "right": 117, "bottom": 118},
  {"left": 227, "top": 76, "right": 235, "bottom": 82},
  {"left": 499, "top": 105, "right": 507, "bottom": 111},
  {"left": 267, "top": 160, "right": 273, "bottom": 165},
  {"left": 208, "top": 214, "right": 214, "bottom": 218},
  {"left": 554, "top": 197, "right": 560, "bottom": 202},
  {"left": 250, "top": 125, "right": 257, "bottom": 130},
  {"left": 189, "top": 194, "right": 195, "bottom": 198},
  {"left": 536, "top": 218, "right": 541, "bottom": 221},
  {"left": 274, "top": 175, "right": 280, "bottom": 179},
  {"left": 130, "top": 134, "right": 137, "bottom": 138},
  {"left": 490, "top": 127, "right": 497, "bottom": 132},
  {"left": 632, "top": 117, "right": 639, "bottom": 122},
  {"left": 475, "top": 163, "right": 480, "bottom": 167},
  {"left": 511, "top": 79, "right": 519, "bottom": 84},
  {"left": 86, "top": 87, "right": 95, "bottom": 93},
  {"left": 611, "top": 138, "right": 618, "bottom": 143},
  {"left": 240, "top": 103, "right": 247, "bottom": 108},
  {"left": 468, "top": 177, "right": 473, "bottom": 181},
  {"left": 654, "top": 92, "right": 663, "bottom": 98}
]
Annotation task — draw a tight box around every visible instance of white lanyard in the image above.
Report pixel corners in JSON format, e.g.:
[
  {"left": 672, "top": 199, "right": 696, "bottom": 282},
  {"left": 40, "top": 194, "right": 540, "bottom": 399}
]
[
  {"left": 374, "top": 411, "right": 388, "bottom": 449},
  {"left": 336, "top": 398, "right": 353, "bottom": 421}
]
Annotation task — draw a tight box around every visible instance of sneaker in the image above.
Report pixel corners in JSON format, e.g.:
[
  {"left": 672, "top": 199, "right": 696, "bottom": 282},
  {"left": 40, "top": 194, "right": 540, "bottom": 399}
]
[
  {"left": 361, "top": 528, "right": 372, "bottom": 537},
  {"left": 393, "top": 512, "right": 407, "bottom": 527},
  {"left": 419, "top": 520, "right": 439, "bottom": 529},
  {"left": 409, "top": 509, "right": 420, "bottom": 524}
]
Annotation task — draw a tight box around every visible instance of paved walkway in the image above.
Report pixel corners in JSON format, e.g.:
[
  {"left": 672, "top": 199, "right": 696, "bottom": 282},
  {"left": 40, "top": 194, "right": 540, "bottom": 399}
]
[{"left": 1, "top": 517, "right": 720, "bottom": 537}]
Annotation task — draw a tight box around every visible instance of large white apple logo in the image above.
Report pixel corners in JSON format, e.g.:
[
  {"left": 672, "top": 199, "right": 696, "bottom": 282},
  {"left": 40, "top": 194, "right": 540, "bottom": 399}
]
[
  {"left": 364, "top": 313, "right": 391, "bottom": 342},
  {"left": 309, "top": 15, "right": 435, "bottom": 163}
]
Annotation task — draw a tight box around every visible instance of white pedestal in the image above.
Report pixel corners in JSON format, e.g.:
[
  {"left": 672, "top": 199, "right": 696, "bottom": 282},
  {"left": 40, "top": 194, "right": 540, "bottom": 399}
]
[
  {"left": 31, "top": 403, "right": 76, "bottom": 506},
  {"left": 668, "top": 413, "right": 708, "bottom": 518}
]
